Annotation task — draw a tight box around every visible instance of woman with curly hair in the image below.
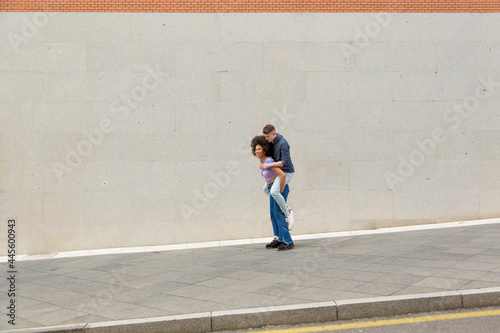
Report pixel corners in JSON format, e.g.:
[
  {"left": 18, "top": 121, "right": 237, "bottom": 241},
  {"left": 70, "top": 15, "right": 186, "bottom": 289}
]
[{"left": 251, "top": 135, "right": 294, "bottom": 251}]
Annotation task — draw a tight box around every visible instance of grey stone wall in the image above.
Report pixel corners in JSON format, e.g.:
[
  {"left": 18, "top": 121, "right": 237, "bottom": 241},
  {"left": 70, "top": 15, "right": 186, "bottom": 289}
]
[{"left": 1, "top": 13, "right": 499, "bottom": 254}]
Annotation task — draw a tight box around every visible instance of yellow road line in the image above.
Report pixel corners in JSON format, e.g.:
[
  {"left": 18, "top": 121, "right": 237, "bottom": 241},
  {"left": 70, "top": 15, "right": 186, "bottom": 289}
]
[{"left": 253, "top": 309, "right": 500, "bottom": 333}]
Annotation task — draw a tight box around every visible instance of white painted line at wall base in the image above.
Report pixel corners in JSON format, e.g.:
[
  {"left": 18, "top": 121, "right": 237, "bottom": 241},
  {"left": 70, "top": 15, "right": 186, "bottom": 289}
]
[{"left": 2, "top": 217, "right": 499, "bottom": 262}]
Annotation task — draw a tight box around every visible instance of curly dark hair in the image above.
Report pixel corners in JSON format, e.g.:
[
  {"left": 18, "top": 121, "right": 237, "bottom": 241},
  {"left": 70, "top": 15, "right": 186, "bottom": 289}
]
[{"left": 251, "top": 135, "right": 273, "bottom": 157}]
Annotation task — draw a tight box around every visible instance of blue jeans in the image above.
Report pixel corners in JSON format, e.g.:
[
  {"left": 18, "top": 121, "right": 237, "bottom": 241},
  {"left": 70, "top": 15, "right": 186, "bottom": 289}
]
[
  {"left": 268, "top": 182, "right": 293, "bottom": 244},
  {"left": 263, "top": 172, "right": 294, "bottom": 215}
]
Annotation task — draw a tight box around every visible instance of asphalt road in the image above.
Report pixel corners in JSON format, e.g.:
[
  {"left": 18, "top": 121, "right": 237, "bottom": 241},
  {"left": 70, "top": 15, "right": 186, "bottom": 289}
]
[{"left": 216, "top": 306, "right": 500, "bottom": 333}]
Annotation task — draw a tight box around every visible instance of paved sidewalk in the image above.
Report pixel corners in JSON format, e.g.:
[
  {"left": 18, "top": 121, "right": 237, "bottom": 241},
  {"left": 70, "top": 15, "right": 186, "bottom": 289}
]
[{"left": 2, "top": 222, "right": 500, "bottom": 331}]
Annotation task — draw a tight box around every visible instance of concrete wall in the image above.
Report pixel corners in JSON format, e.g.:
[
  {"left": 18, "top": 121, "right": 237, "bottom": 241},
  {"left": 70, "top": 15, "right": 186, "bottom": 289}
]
[{"left": 1, "top": 13, "right": 500, "bottom": 254}]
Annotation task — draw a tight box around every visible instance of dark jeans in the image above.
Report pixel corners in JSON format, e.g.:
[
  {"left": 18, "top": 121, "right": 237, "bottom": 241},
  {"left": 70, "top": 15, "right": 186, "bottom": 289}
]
[{"left": 268, "top": 182, "right": 292, "bottom": 244}]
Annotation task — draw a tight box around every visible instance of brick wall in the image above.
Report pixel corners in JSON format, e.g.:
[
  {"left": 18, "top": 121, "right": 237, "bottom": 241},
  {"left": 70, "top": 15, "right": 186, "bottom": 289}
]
[{"left": 1, "top": 1, "right": 500, "bottom": 13}]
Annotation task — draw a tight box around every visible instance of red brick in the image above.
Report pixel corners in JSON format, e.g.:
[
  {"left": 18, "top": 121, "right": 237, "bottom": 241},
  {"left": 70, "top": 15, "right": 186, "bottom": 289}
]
[{"left": 1, "top": 0, "right": 500, "bottom": 12}]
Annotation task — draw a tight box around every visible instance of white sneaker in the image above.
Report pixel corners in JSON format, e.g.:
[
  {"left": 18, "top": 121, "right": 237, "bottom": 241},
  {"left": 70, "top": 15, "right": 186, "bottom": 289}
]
[{"left": 286, "top": 208, "right": 295, "bottom": 231}]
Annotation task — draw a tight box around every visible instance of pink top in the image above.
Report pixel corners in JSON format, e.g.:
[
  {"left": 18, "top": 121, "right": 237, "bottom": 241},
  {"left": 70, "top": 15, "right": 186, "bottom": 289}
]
[{"left": 261, "top": 157, "right": 278, "bottom": 182}]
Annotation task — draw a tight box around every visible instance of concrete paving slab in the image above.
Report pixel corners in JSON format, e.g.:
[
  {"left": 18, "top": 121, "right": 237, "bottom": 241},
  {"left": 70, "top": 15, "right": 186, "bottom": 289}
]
[
  {"left": 476, "top": 271, "right": 500, "bottom": 283},
  {"left": 452, "top": 261, "right": 500, "bottom": 271},
  {"left": 396, "top": 265, "right": 442, "bottom": 276},
  {"left": 85, "top": 287, "right": 157, "bottom": 304},
  {"left": 0, "top": 317, "right": 43, "bottom": 331},
  {"left": 461, "top": 280, "right": 500, "bottom": 289},
  {"left": 373, "top": 273, "right": 426, "bottom": 285},
  {"left": 16, "top": 303, "right": 63, "bottom": 320},
  {"left": 332, "top": 291, "right": 379, "bottom": 300},
  {"left": 289, "top": 286, "right": 352, "bottom": 302},
  {"left": 222, "top": 279, "right": 275, "bottom": 293},
  {"left": 466, "top": 254, "right": 500, "bottom": 263},
  {"left": 351, "top": 281, "right": 409, "bottom": 296},
  {"left": 397, "top": 250, "right": 441, "bottom": 259},
  {"left": 392, "top": 286, "right": 450, "bottom": 296},
  {"left": 164, "top": 284, "right": 215, "bottom": 298},
  {"left": 311, "top": 278, "right": 366, "bottom": 291},
  {"left": 195, "top": 277, "right": 240, "bottom": 289},
  {"left": 28, "top": 308, "right": 87, "bottom": 327},
  {"left": 433, "top": 268, "right": 487, "bottom": 280},
  {"left": 54, "top": 314, "right": 113, "bottom": 326},
  {"left": 413, "top": 276, "right": 471, "bottom": 289},
  {"left": 279, "top": 274, "right": 331, "bottom": 287},
  {"left": 194, "top": 288, "right": 248, "bottom": 303},
  {"left": 416, "top": 259, "right": 459, "bottom": 269}
]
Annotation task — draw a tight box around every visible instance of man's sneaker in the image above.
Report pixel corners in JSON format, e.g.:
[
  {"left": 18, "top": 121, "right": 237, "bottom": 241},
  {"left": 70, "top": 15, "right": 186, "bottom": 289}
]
[
  {"left": 278, "top": 242, "right": 295, "bottom": 251},
  {"left": 266, "top": 239, "right": 283, "bottom": 249},
  {"left": 286, "top": 208, "right": 295, "bottom": 231}
]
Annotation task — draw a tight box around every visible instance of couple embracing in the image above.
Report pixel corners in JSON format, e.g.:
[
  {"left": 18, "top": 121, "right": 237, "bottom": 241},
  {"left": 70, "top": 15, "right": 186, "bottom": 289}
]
[{"left": 251, "top": 124, "right": 295, "bottom": 251}]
